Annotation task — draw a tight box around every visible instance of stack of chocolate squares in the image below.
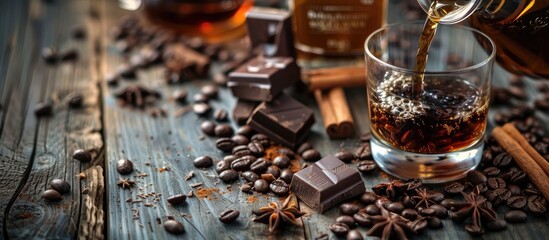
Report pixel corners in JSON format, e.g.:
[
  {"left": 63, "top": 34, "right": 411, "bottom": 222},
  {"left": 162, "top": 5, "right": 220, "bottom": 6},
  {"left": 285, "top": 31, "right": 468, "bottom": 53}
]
[{"left": 228, "top": 7, "right": 315, "bottom": 149}]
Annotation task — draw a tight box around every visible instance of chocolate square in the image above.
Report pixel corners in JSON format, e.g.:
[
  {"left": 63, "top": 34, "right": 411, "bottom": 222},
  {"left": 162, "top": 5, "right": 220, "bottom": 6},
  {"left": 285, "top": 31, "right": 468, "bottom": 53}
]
[
  {"left": 290, "top": 155, "right": 366, "bottom": 213},
  {"left": 246, "top": 7, "right": 295, "bottom": 58},
  {"left": 247, "top": 93, "right": 314, "bottom": 149},
  {"left": 232, "top": 99, "right": 259, "bottom": 125},
  {"left": 228, "top": 56, "right": 300, "bottom": 101}
]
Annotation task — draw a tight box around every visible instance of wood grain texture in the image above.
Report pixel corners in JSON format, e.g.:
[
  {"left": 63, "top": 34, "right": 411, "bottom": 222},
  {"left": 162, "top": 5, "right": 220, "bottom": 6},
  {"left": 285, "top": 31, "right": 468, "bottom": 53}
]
[
  {"left": 78, "top": 165, "right": 105, "bottom": 240},
  {"left": 0, "top": 0, "right": 104, "bottom": 239}
]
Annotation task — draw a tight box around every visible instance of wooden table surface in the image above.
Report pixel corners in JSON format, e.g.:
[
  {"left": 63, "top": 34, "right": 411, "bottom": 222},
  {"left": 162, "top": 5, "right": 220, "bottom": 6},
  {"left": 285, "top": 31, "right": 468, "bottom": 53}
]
[{"left": 0, "top": 0, "right": 547, "bottom": 239}]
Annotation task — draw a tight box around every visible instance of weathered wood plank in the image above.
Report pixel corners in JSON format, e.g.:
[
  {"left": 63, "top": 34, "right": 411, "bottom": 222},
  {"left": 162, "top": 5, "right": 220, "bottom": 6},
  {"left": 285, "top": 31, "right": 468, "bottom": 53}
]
[
  {"left": 78, "top": 165, "right": 105, "bottom": 240},
  {"left": 0, "top": 0, "right": 104, "bottom": 239}
]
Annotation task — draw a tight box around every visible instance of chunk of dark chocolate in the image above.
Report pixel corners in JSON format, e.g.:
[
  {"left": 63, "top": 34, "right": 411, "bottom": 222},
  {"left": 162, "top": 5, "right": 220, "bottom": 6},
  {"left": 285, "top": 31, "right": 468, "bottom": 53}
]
[
  {"left": 290, "top": 155, "right": 366, "bottom": 213},
  {"left": 228, "top": 57, "right": 300, "bottom": 101},
  {"left": 247, "top": 94, "right": 314, "bottom": 149},
  {"left": 232, "top": 99, "right": 259, "bottom": 125},
  {"left": 246, "top": 7, "right": 295, "bottom": 58}
]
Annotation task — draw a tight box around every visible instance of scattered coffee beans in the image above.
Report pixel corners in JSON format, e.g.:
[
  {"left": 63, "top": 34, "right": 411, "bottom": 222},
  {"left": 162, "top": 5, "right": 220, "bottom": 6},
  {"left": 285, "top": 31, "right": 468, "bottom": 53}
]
[
  {"left": 50, "top": 179, "right": 71, "bottom": 194},
  {"left": 73, "top": 149, "right": 92, "bottom": 162},
  {"left": 116, "top": 159, "right": 134, "bottom": 174},
  {"left": 164, "top": 220, "right": 185, "bottom": 234},
  {"left": 167, "top": 194, "right": 187, "bottom": 205},
  {"left": 219, "top": 209, "right": 239, "bottom": 223}
]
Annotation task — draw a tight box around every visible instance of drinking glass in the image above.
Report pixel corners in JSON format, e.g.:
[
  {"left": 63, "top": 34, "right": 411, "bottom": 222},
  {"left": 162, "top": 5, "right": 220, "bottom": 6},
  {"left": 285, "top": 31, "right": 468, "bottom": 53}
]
[{"left": 364, "top": 22, "right": 496, "bottom": 183}]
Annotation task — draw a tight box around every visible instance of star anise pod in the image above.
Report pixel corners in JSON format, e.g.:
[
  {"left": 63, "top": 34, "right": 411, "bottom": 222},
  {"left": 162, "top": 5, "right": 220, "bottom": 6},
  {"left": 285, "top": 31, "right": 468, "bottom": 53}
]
[
  {"left": 251, "top": 194, "right": 305, "bottom": 233},
  {"left": 366, "top": 207, "right": 415, "bottom": 240},
  {"left": 114, "top": 85, "right": 161, "bottom": 108},
  {"left": 411, "top": 188, "right": 439, "bottom": 209},
  {"left": 449, "top": 191, "right": 497, "bottom": 234},
  {"left": 117, "top": 178, "right": 135, "bottom": 189},
  {"left": 372, "top": 179, "right": 407, "bottom": 200}
]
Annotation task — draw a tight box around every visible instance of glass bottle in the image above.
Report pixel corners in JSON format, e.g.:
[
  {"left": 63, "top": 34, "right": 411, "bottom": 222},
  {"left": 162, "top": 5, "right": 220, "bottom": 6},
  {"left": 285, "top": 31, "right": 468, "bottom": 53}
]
[
  {"left": 142, "top": 0, "right": 253, "bottom": 42},
  {"left": 417, "top": 0, "right": 549, "bottom": 79},
  {"left": 289, "top": 0, "right": 387, "bottom": 57}
]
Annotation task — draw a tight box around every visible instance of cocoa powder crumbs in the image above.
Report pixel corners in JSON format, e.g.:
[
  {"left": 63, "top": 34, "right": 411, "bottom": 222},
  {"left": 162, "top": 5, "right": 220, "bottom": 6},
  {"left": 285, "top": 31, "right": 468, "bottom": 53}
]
[
  {"left": 246, "top": 195, "right": 258, "bottom": 203},
  {"left": 196, "top": 187, "right": 220, "bottom": 200}
]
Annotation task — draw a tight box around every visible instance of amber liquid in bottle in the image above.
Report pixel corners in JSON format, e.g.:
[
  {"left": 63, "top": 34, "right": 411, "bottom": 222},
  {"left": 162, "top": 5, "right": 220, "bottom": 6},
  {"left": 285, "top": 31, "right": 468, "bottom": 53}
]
[
  {"left": 291, "top": 0, "right": 387, "bottom": 57},
  {"left": 143, "top": 0, "right": 253, "bottom": 42},
  {"left": 470, "top": 0, "right": 549, "bottom": 78}
]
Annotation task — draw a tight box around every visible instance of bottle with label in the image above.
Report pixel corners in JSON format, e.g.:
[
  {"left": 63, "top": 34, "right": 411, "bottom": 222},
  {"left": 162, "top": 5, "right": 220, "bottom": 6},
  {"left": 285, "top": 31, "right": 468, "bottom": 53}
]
[
  {"left": 289, "top": 0, "right": 387, "bottom": 57},
  {"left": 417, "top": 0, "right": 549, "bottom": 79}
]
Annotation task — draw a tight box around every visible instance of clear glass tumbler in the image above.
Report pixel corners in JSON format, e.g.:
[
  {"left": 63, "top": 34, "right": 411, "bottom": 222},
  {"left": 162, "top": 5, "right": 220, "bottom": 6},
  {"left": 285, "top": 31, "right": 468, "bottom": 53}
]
[{"left": 364, "top": 22, "right": 495, "bottom": 183}]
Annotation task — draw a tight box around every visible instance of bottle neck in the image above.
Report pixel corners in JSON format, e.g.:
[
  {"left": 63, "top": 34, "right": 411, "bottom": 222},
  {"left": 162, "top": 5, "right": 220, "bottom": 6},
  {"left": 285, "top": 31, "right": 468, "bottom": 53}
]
[{"left": 477, "top": 0, "right": 522, "bottom": 21}]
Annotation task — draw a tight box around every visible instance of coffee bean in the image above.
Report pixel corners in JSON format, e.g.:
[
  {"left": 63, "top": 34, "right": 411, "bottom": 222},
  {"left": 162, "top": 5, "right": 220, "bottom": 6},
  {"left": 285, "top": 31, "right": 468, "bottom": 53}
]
[
  {"left": 402, "top": 208, "right": 419, "bottom": 220},
  {"left": 523, "top": 184, "right": 540, "bottom": 195},
  {"left": 214, "top": 124, "right": 233, "bottom": 137},
  {"left": 409, "top": 218, "right": 428, "bottom": 232},
  {"left": 356, "top": 160, "right": 376, "bottom": 173},
  {"left": 486, "top": 218, "right": 507, "bottom": 231},
  {"left": 173, "top": 89, "right": 187, "bottom": 103},
  {"left": 430, "top": 191, "right": 445, "bottom": 202},
  {"left": 106, "top": 73, "right": 119, "bottom": 86},
  {"left": 215, "top": 138, "right": 236, "bottom": 152},
  {"left": 534, "top": 142, "right": 548, "bottom": 155},
  {"left": 193, "top": 102, "right": 211, "bottom": 116},
  {"left": 504, "top": 210, "right": 527, "bottom": 223},
  {"left": 200, "top": 121, "right": 216, "bottom": 136},
  {"left": 473, "top": 184, "right": 488, "bottom": 195},
  {"left": 365, "top": 204, "right": 380, "bottom": 215},
  {"left": 167, "top": 194, "right": 187, "bottom": 205},
  {"left": 269, "top": 179, "right": 289, "bottom": 195},
  {"left": 355, "top": 144, "right": 372, "bottom": 160},
  {"left": 251, "top": 134, "right": 270, "bottom": 147},
  {"left": 236, "top": 125, "right": 254, "bottom": 137},
  {"left": 241, "top": 171, "right": 259, "bottom": 182},
  {"left": 430, "top": 205, "right": 448, "bottom": 218},
  {"left": 427, "top": 217, "right": 443, "bottom": 229},
  {"left": 219, "top": 209, "right": 239, "bottom": 223},
  {"left": 420, "top": 208, "right": 436, "bottom": 216},
  {"left": 232, "top": 145, "right": 251, "bottom": 157},
  {"left": 213, "top": 109, "right": 228, "bottom": 121},
  {"left": 353, "top": 212, "right": 373, "bottom": 226},
  {"left": 330, "top": 222, "right": 350, "bottom": 236},
  {"left": 277, "top": 147, "right": 296, "bottom": 159},
  {"left": 59, "top": 49, "right": 79, "bottom": 61},
  {"left": 34, "top": 102, "right": 53, "bottom": 117},
  {"left": 385, "top": 202, "right": 404, "bottom": 214},
  {"left": 50, "top": 179, "right": 71, "bottom": 194},
  {"left": 297, "top": 142, "right": 313, "bottom": 155},
  {"left": 230, "top": 155, "right": 256, "bottom": 172},
  {"left": 273, "top": 155, "right": 291, "bottom": 169},
  {"left": 231, "top": 135, "right": 249, "bottom": 145},
  {"left": 360, "top": 192, "right": 378, "bottom": 205},
  {"left": 215, "top": 160, "right": 230, "bottom": 173},
  {"left": 493, "top": 152, "right": 513, "bottom": 168},
  {"left": 280, "top": 169, "right": 294, "bottom": 184},
  {"left": 193, "top": 156, "right": 213, "bottom": 168},
  {"left": 335, "top": 151, "right": 355, "bottom": 163},
  {"left": 200, "top": 84, "right": 218, "bottom": 99},
  {"left": 117, "top": 63, "right": 136, "bottom": 78},
  {"left": 248, "top": 142, "right": 265, "bottom": 157},
  {"left": 339, "top": 203, "right": 360, "bottom": 215},
  {"left": 264, "top": 166, "right": 280, "bottom": 179},
  {"left": 346, "top": 229, "right": 363, "bottom": 240},
  {"left": 336, "top": 215, "right": 356, "bottom": 228},
  {"left": 507, "top": 184, "right": 521, "bottom": 196},
  {"left": 506, "top": 195, "right": 527, "bottom": 209},
  {"left": 301, "top": 149, "right": 321, "bottom": 162},
  {"left": 482, "top": 149, "right": 493, "bottom": 163},
  {"left": 116, "top": 159, "right": 134, "bottom": 174},
  {"left": 440, "top": 199, "right": 458, "bottom": 209},
  {"left": 510, "top": 170, "right": 527, "bottom": 185},
  {"left": 73, "top": 149, "right": 92, "bottom": 162},
  {"left": 68, "top": 93, "right": 84, "bottom": 108},
  {"left": 483, "top": 167, "right": 501, "bottom": 176},
  {"left": 253, "top": 179, "right": 269, "bottom": 193},
  {"left": 241, "top": 183, "right": 253, "bottom": 193},
  {"left": 164, "top": 220, "right": 185, "bottom": 234},
  {"left": 193, "top": 93, "right": 209, "bottom": 103},
  {"left": 444, "top": 182, "right": 464, "bottom": 195},
  {"left": 43, "top": 189, "right": 62, "bottom": 202},
  {"left": 527, "top": 195, "right": 547, "bottom": 215},
  {"left": 467, "top": 170, "right": 487, "bottom": 185},
  {"left": 219, "top": 169, "right": 238, "bottom": 183},
  {"left": 487, "top": 177, "right": 506, "bottom": 190},
  {"left": 250, "top": 158, "right": 270, "bottom": 173}
]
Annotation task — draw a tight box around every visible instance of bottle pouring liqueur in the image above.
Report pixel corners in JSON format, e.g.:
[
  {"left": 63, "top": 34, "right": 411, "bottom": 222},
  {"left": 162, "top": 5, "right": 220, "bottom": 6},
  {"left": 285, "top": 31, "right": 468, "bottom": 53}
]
[{"left": 417, "top": 0, "right": 549, "bottom": 79}]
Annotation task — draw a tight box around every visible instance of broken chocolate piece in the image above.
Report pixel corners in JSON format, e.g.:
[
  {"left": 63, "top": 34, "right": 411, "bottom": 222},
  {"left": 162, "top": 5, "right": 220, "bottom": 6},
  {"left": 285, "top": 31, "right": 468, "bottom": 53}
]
[
  {"left": 232, "top": 99, "right": 259, "bottom": 125},
  {"left": 247, "top": 94, "right": 314, "bottom": 149},
  {"left": 246, "top": 7, "right": 295, "bottom": 58},
  {"left": 290, "top": 155, "right": 366, "bottom": 213},
  {"left": 228, "top": 57, "right": 300, "bottom": 101}
]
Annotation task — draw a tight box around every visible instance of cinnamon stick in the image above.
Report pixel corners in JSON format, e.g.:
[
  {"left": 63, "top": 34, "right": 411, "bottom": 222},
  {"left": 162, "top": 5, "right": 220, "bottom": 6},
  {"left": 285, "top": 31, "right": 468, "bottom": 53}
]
[
  {"left": 502, "top": 123, "right": 549, "bottom": 176},
  {"left": 314, "top": 88, "right": 355, "bottom": 139},
  {"left": 492, "top": 127, "right": 549, "bottom": 201},
  {"left": 303, "top": 66, "right": 366, "bottom": 90}
]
